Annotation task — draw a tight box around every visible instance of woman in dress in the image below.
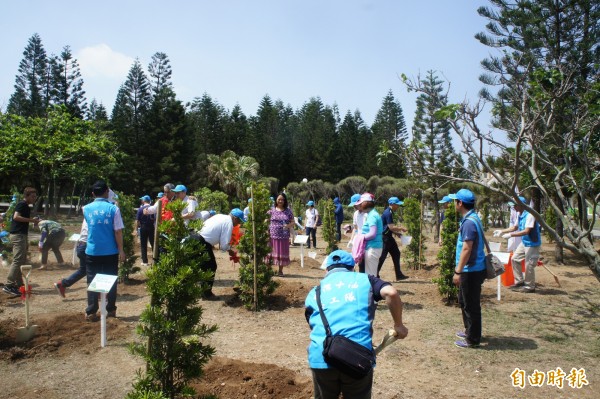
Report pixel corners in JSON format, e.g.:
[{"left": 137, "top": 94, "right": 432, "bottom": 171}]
[{"left": 268, "top": 193, "right": 295, "bottom": 276}]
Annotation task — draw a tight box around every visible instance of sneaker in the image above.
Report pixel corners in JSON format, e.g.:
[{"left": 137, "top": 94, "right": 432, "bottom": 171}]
[
  {"left": 107, "top": 310, "right": 117, "bottom": 318},
  {"left": 396, "top": 274, "right": 409, "bottom": 281},
  {"left": 456, "top": 331, "right": 467, "bottom": 339},
  {"left": 520, "top": 286, "right": 536, "bottom": 293},
  {"left": 85, "top": 313, "right": 99, "bottom": 322},
  {"left": 54, "top": 281, "right": 66, "bottom": 298},
  {"left": 2, "top": 285, "right": 20, "bottom": 297},
  {"left": 202, "top": 291, "right": 218, "bottom": 300},
  {"left": 509, "top": 282, "right": 525, "bottom": 290},
  {"left": 454, "top": 340, "right": 479, "bottom": 349}
]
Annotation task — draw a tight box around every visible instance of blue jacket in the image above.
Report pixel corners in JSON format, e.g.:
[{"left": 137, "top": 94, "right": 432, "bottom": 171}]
[
  {"left": 305, "top": 269, "right": 380, "bottom": 369},
  {"left": 84, "top": 198, "right": 119, "bottom": 256},
  {"left": 333, "top": 198, "right": 344, "bottom": 224}
]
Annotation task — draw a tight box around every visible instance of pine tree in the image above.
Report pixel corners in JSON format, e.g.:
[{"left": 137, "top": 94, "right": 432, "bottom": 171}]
[
  {"left": 7, "top": 33, "right": 48, "bottom": 117},
  {"left": 147, "top": 52, "right": 173, "bottom": 98},
  {"left": 87, "top": 99, "right": 109, "bottom": 122},
  {"left": 320, "top": 198, "right": 338, "bottom": 254},
  {"left": 411, "top": 71, "right": 455, "bottom": 243},
  {"left": 402, "top": 198, "right": 426, "bottom": 270},
  {"left": 433, "top": 203, "right": 459, "bottom": 303},
  {"left": 50, "top": 46, "right": 87, "bottom": 118},
  {"left": 370, "top": 90, "right": 408, "bottom": 177}
]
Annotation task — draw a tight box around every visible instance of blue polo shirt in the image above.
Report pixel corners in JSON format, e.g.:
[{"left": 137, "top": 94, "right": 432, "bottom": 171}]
[
  {"left": 456, "top": 210, "right": 485, "bottom": 272},
  {"left": 381, "top": 207, "right": 394, "bottom": 232}
]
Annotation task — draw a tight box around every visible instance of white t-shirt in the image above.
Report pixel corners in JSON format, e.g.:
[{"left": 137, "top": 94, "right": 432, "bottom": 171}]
[
  {"left": 305, "top": 208, "right": 319, "bottom": 228},
  {"left": 507, "top": 207, "right": 522, "bottom": 251}
]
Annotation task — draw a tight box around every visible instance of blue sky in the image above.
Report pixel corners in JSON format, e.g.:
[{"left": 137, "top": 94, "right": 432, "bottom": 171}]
[{"left": 1, "top": 0, "right": 492, "bottom": 134}]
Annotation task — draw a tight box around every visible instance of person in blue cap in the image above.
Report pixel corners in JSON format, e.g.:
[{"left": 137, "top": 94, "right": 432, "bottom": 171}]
[
  {"left": 494, "top": 196, "right": 540, "bottom": 293},
  {"left": 333, "top": 197, "right": 344, "bottom": 242},
  {"left": 448, "top": 188, "right": 486, "bottom": 348},
  {"left": 136, "top": 195, "right": 155, "bottom": 266},
  {"left": 192, "top": 208, "right": 246, "bottom": 299},
  {"left": 304, "top": 200, "right": 319, "bottom": 249},
  {"left": 377, "top": 196, "right": 409, "bottom": 281},
  {"left": 305, "top": 250, "right": 408, "bottom": 398},
  {"left": 347, "top": 193, "right": 366, "bottom": 272}
]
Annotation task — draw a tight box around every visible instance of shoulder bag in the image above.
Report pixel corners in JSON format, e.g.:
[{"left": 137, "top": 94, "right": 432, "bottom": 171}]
[
  {"left": 315, "top": 285, "right": 375, "bottom": 379},
  {"left": 468, "top": 216, "right": 505, "bottom": 280}
]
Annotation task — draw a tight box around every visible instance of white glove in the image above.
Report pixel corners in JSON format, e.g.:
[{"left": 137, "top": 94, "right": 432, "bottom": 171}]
[
  {"left": 493, "top": 230, "right": 502, "bottom": 237},
  {"left": 502, "top": 233, "right": 512, "bottom": 239}
]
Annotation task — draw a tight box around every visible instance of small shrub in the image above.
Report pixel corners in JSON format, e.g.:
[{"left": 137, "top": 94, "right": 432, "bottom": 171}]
[
  {"left": 320, "top": 198, "right": 338, "bottom": 255},
  {"left": 402, "top": 197, "right": 426, "bottom": 269},
  {"left": 116, "top": 191, "right": 140, "bottom": 282},
  {"left": 433, "top": 204, "right": 459, "bottom": 304}
]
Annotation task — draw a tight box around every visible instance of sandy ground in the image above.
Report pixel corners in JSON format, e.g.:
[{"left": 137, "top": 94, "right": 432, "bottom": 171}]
[{"left": 0, "top": 227, "right": 598, "bottom": 398}]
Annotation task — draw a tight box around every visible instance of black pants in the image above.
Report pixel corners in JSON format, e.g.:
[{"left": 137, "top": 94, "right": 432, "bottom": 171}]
[
  {"left": 377, "top": 234, "right": 402, "bottom": 279},
  {"left": 312, "top": 368, "right": 373, "bottom": 399},
  {"left": 458, "top": 269, "right": 486, "bottom": 345},
  {"left": 306, "top": 227, "right": 317, "bottom": 248},
  {"left": 196, "top": 235, "right": 217, "bottom": 293},
  {"left": 86, "top": 254, "right": 119, "bottom": 315},
  {"left": 139, "top": 225, "right": 155, "bottom": 264},
  {"left": 335, "top": 222, "right": 342, "bottom": 242}
]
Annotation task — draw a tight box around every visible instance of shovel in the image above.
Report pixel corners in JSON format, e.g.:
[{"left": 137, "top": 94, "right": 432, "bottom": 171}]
[
  {"left": 16, "top": 264, "right": 38, "bottom": 343},
  {"left": 374, "top": 329, "right": 398, "bottom": 355},
  {"left": 538, "top": 260, "right": 561, "bottom": 288}
]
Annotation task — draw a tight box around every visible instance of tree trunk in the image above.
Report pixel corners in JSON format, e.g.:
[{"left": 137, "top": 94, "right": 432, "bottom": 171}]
[
  {"left": 554, "top": 193, "right": 564, "bottom": 264},
  {"left": 580, "top": 237, "right": 600, "bottom": 283}
]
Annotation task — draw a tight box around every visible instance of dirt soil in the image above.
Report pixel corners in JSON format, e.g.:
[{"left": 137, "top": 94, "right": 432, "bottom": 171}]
[{"left": 0, "top": 221, "right": 598, "bottom": 399}]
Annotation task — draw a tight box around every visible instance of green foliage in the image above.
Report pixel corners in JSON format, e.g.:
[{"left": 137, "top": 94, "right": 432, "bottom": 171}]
[
  {"left": 402, "top": 198, "right": 426, "bottom": 269},
  {"left": 237, "top": 183, "right": 278, "bottom": 310},
  {"left": 116, "top": 192, "right": 140, "bottom": 283},
  {"left": 544, "top": 206, "right": 557, "bottom": 243},
  {"left": 481, "top": 203, "right": 489, "bottom": 231},
  {"left": 433, "top": 204, "right": 459, "bottom": 304},
  {"left": 320, "top": 199, "right": 338, "bottom": 254},
  {"left": 193, "top": 187, "right": 229, "bottom": 214},
  {"left": 128, "top": 201, "right": 216, "bottom": 399}
]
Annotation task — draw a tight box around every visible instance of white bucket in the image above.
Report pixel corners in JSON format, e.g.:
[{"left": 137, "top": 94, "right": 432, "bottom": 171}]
[
  {"left": 489, "top": 241, "right": 501, "bottom": 252},
  {"left": 400, "top": 235, "right": 412, "bottom": 246},
  {"left": 308, "top": 252, "right": 317, "bottom": 259},
  {"left": 320, "top": 258, "right": 328, "bottom": 270}
]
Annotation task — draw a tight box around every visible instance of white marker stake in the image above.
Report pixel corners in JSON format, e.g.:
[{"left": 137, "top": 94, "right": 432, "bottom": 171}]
[
  {"left": 100, "top": 293, "right": 107, "bottom": 347},
  {"left": 294, "top": 235, "right": 309, "bottom": 268},
  {"left": 497, "top": 275, "right": 501, "bottom": 301},
  {"left": 300, "top": 243, "right": 304, "bottom": 268}
]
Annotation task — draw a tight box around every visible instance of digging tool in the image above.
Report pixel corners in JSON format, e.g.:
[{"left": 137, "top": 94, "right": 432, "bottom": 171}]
[
  {"left": 374, "top": 329, "right": 398, "bottom": 355},
  {"left": 16, "top": 265, "right": 38, "bottom": 343},
  {"left": 538, "top": 260, "right": 561, "bottom": 287}
]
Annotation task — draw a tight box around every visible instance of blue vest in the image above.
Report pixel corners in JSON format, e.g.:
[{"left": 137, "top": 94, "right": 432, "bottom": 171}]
[
  {"left": 84, "top": 198, "right": 119, "bottom": 256},
  {"left": 519, "top": 210, "right": 541, "bottom": 247},
  {"left": 455, "top": 210, "right": 486, "bottom": 272},
  {"left": 305, "top": 270, "right": 376, "bottom": 369}
]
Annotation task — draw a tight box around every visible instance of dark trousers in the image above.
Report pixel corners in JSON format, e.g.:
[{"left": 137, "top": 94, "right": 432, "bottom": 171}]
[
  {"left": 311, "top": 368, "right": 373, "bottom": 399},
  {"left": 41, "top": 229, "right": 66, "bottom": 264},
  {"left": 377, "top": 234, "right": 402, "bottom": 279},
  {"left": 62, "top": 243, "right": 87, "bottom": 287},
  {"left": 335, "top": 222, "right": 342, "bottom": 242},
  {"left": 197, "top": 235, "right": 217, "bottom": 293},
  {"left": 86, "top": 254, "right": 118, "bottom": 315},
  {"left": 306, "top": 227, "right": 317, "bottom": 248},
  {"left": 458, "top": 269, "right": 486, "bottom": 345},
  {"left": 139, "top": 225, "right": 155, "bottom": 264}
]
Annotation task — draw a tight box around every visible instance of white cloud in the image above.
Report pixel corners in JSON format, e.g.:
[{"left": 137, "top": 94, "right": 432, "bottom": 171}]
[{"left": 76, "top": 44, "right": 134, "bottom": 79}]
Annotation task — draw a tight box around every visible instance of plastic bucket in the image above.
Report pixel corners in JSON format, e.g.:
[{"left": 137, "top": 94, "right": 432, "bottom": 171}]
[
  {"left": 400, "top": 235, "right": 412, "bottom": 246},
  {"left": 489, "top": 242, "right": 501, "bottom": 252},
  {"left": 308, "top": 252, "right": 317, "bottom": 259}
]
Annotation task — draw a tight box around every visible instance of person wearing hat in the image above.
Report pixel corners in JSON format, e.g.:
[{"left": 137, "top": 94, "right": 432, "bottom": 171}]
[
  {"left": 494, "top": 196, "right": 541, "bottom": 293},
  {"left": 192, "top": 208, "right": 246, "bottom": 299},
  {"left": 136, "top": 195, "right": 155, "bottom": 266},
  {"left": 83, "top": 180, "right": 126, "bottom": 321},
  {"left": 377, "top": 197, "right": 409, "bottom": 281},
  {"left": 355, "top": 193, "right": 383, "bottom": 276},
  {"left": 449, "top": 188, "right": 486, "bottom": 348},
  {"left": 333, "top": 197, "right": 344, "bottom": 242},
  {"left": 304, "top": 250, "right": 408, "bottom": 398},
  {"left": 304, "top": 200, "right": 319, "bottom": 249},
  {"left": 347, "top": 193, "right": 366, "bottom": 272},
  {"left": 172, "top": 184, "right": 198, "bottom": 226}
]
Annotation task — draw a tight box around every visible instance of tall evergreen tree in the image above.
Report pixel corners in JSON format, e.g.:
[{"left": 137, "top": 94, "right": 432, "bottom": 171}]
[
  {"left": 110, "top": 59, "right": 152, "bottom": 192},
  {"left": 247, "top": 95, "right": 280, "bottom": 178},
  {"left": 370, "top": 90, "right": 408, "bottom": 177},
  {"left": 148, "top": 52, "right": 173, "bottom": 98},
  {"left": 7, "top": 33, "right": 48, "bottom": 117},
  {"left": 411, "top": 71, "right": 455, "bottom": 243},
  {"left": 87, "top": 99, "right": 109, "bottom": 122},
  {"left": 222, "top": 103, "right": 248, "bottom": 155},
  {"left": 50, "top": 46, "right": 87, "bottom": 118}
]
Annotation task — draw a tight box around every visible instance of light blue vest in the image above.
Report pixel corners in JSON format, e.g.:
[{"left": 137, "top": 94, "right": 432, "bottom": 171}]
[
  {"left": 84, "top": 198, "right": 119, "bottom": 256},
  {"left": 305, "top": 270, "right": 376, "bottom": 369},
  {"left": 519, "top": 210, "right": 541, "bottom": 247},
  {"left": 455, "top": 210, "right": 486, "bottom": 272}
]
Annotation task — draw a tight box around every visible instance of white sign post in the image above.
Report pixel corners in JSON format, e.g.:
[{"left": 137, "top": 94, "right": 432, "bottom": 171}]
[
  {"left": 294, "top": 235, "right": 310, "bottom": 268},
  {"left": 87, "top": 273, "right": 118, "bottom": 347},
  {"left": 68, "top": 233, "right": 81, "bottom": 266},
  {"left": 491, "top": 252, "right": 511, "bottom": 301}
]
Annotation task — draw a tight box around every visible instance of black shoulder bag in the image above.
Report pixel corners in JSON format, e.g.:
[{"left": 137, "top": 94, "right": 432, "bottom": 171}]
[{"left": 315, "top": 285, "right": 375, "bottom": 379}]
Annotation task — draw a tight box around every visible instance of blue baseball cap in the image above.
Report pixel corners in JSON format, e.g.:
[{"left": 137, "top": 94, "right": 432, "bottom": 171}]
[
  {"left": 209, "top": 210, "right": 216, "bottom": 216},
  {"left": 307, "top": 200, "right": 315, "bottom": 206},
  {"left": 325, "top": 250, "right": 355, "bottom": 270},
  {"left": 509, "top": 196, "right": 527, "bottom": 207},
  {"left": 139, "top": 195, "right": 151, "bottom": 202},
  {"left": 157, "top": 192, "right": 164, "bottom": 198},
  {"left": 172, "top": 184, "right": 187, "bottom": 193},
  {"left": 438, "top": 195, "right": 452, "bottom": 204},
  {"left": 230, "top": 208, "right": 246, "bottom": 222},
  {"left": 348, "top": 194, "right": 361, "bottom": 207},
  {"left": 388, "top": 196, "right": 404, "bottom": 205},
  {"left": 448, "top": 189, "right": 476, "bottom": 204}
]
